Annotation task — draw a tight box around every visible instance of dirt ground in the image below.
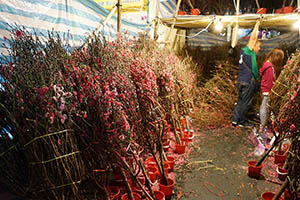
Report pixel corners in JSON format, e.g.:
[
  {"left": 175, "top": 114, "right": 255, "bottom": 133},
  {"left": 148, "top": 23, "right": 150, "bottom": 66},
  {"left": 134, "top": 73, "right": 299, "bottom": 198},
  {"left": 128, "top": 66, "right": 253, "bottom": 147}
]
[{"left": 172, "top": 126, "right": 284, "bottom": 200}]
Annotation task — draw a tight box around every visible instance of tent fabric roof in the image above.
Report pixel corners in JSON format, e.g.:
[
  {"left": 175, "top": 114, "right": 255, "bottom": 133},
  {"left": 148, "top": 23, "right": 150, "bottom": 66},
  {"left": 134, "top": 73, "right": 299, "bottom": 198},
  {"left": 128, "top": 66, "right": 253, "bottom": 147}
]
[{"left": 160, "top": 13, "right": 300, "bottom": 29}]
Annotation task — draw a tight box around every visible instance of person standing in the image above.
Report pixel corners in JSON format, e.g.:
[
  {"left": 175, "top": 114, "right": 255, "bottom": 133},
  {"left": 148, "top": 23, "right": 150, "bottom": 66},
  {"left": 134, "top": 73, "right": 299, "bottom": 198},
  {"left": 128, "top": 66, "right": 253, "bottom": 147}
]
[
  {"left": 232, "top": 20, "right": 261, "bottom": 127},
  {"left": 258, "top": 48, "right": 284, "bottom": 136}
]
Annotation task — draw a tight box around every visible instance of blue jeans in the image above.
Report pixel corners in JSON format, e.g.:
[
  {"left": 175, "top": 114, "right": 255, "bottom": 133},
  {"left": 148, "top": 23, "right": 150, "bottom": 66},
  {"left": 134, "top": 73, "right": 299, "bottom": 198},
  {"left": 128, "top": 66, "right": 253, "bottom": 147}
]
[{"left": 232, "top": 81, "right": 257, "bottom": 124}]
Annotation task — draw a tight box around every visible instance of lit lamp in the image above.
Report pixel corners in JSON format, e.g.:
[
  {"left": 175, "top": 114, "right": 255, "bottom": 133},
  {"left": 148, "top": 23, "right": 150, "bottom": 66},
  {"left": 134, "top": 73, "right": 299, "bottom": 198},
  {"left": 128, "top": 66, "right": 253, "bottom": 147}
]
[
  {"left": 214, "top": 20, "right": 223, "bottom": 31},
  {"left": 293, "top": 19, "right": 300, "bottom": 29}
]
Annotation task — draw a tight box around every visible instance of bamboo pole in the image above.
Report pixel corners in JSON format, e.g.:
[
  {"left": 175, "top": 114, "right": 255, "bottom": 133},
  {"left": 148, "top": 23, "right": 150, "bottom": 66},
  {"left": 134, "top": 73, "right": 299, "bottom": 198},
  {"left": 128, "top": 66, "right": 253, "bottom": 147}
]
[
  {"left": 231, "top": 0, "right": 240, "bottom": 48},
  {"left": 165, "top": 0, "right": 182, "bottom": 48},
  {"left": 272, "top": 179, "right": 289, "bottom": 200},
  {"left": 82, "top": 6, "right": 117, "bottom": 47},
  {"left": 255, "top": 0, "right": 260, "bottom": 8},
  {"left": 117, "top": 0, "right": 121, "bottom": 33},
  {"left": 153, "top": 0, "right": 159, "bottom": 40},
  {"left": 283, "top": 0, "right": 287, "bottom": 8}
]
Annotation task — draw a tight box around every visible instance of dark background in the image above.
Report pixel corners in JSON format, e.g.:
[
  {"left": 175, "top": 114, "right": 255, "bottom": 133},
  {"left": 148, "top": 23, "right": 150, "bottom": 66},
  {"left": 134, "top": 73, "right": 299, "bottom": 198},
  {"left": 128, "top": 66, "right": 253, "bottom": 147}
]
[{"left": 180, "top": 0, "right": 297, "bottom": 14}]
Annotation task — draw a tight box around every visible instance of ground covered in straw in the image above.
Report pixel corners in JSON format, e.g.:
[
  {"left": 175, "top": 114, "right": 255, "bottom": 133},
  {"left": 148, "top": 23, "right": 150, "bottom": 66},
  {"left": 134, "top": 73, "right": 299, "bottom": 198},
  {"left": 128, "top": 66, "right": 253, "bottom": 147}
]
[{"left": 173, "top": 126, "right": 283, "bottom": 200}]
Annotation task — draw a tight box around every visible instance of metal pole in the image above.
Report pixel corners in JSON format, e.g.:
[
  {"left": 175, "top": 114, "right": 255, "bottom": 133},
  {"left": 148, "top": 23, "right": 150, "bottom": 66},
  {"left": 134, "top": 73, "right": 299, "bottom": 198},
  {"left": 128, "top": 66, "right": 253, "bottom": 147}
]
[{"left": 117, "top": 0, "right": 121, "bottom": 33}]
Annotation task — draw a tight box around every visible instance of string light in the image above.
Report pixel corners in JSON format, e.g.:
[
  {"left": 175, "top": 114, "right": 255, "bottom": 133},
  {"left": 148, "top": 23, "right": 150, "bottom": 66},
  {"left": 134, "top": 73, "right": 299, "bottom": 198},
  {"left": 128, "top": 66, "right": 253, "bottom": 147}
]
[{"left": 214, "top": 19, "right": 223, "bottom": 31}]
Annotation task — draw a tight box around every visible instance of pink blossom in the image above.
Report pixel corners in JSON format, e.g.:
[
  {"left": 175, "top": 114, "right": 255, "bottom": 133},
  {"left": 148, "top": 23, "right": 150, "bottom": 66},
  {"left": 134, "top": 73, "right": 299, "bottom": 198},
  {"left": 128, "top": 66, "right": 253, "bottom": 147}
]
[
  {"left": 16, "top": 30, "right": 22, "bottom": 37},
  {"left": 36, "top": 87, "right": 49, "bottom": 98}
]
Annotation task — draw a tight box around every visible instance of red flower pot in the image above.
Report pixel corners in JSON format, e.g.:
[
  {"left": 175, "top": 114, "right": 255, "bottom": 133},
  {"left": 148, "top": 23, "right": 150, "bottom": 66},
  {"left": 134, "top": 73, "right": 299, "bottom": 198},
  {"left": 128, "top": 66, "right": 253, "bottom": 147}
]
[
  {"left": 121, "top": 192, "right": 141, "bottom": 200},
  {"left": 257, "top": 8, "right": 267, "bottom": 14},
  {"left": 146, "top": 157, "right": 157, "bottom": 168},
  {"left": 283, "top": 6, "right": 293, "bottom": 13},
  {"left": 274, "top": 151, "right": 287, "bottom": 164},
  {"left": 159, "top": 178, "right": 175, "bottom": 199},
  {"left": 157, "top": 163, "right": 170, "bottom": 177},
  {"left": 166, "top": 156, "right": 175, "bottom": 172},
  {"left": 175, "top": 142, "right": 187, "bottom": 154},
  {"left": 261, "top": 192, "right": 283, "bottom": 200},
  {"left": 178, "top": 11, "right": 186, "bottom": 15},
  {"left": 188, "top": 130, "right": 194, "bottom": 141},
  {"left": 108, "top": 186, "right": 120, "bottom": 200},
  {"left": 277, "top": 163, "right": 288, "bottom": 181},
  {"left": 154, "top": 190, "right": 165, "bottom": 200},
  {"left": 190, "top": 8, "right": 200, "bottom": 15},
  {"left": 163, "top": 140, "right": 170, "bottom": 152},
  {"left": 180, "top": 137, "right": 189, "bottom": 145},
  {"left": 147, "top": 166, "right": 158, "bottom": 183},
  {"left": 247, "top": 160, "right": 263, "bottom": 179},
  {"left": 275, "top": 8, "right": 282, "bottom": 13}
]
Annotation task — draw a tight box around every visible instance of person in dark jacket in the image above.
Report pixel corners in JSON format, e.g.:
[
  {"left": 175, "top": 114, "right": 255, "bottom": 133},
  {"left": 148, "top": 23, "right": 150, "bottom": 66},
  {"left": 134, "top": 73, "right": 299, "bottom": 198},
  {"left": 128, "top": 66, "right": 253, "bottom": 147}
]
[
  {"left": 232, "top": 20, "right": 261, "bottom": 127},
  {"left": 258, "top": 48, "right": 284, "bottom": 136}
]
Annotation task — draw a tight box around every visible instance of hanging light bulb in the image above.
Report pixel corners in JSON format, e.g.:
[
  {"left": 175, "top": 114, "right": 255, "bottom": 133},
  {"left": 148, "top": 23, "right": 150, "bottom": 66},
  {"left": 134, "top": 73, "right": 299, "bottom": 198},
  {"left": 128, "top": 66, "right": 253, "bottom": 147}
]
[
  {"left": 215, "top": 20, "right": 223, "bottom": 31},
  {"left": 238, "top": 29, "right": 243, "bottom": 35},
  {"left": 293, "top": 19, "right": 300, "bottom": 29}
]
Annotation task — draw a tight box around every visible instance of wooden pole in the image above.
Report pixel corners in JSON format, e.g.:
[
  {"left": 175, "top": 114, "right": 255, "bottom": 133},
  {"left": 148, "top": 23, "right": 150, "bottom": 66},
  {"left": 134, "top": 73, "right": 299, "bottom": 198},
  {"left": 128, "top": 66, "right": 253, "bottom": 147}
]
[
  {"left": 82, "top": 5, "right": 117, "bottom": 47},
  {"left": 165, "top": 0, "right": 182, "bottom": 48},
  {"left": 272, "top": 179, "right": 289, "bottom": 200},
  {"left": 298, "top": 0, "right": 300, "bottom": 11},
  {"left": 231, "top": 0, "right": 240, "bottom": 48},
  {"left": 255, "top": 0, "right": 260, "bottom": 8},
  {"left": 153, "top": 0, "right": 159, "bottom": 40},
  {"left": 282, "top": 0, "right": 287, "bottom": 8},
  {"left": 117, "top": 0, "right": 121, "bottom": 33}
]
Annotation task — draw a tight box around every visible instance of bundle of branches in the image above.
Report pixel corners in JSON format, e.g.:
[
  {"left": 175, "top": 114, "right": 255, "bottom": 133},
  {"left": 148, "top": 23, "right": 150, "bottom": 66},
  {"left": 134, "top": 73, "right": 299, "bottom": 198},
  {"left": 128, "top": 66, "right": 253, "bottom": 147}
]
[
  {"left": 0, "top": 29, "right": 85, "bottom": 199},
  {"left": 269, "top": 50, "right": 300, "bottom": 198},
  {"left": 269, "top": 51, "right": 300, "bottom": 118},
  {"left": 137, "top": 37, "right": 195, "bottom": 133},
  {"left": 0, "top": 28, "right": 196, "bottom": 199},
  {"left": 193, "top": 62, "right": 238, "bottom": 127}
]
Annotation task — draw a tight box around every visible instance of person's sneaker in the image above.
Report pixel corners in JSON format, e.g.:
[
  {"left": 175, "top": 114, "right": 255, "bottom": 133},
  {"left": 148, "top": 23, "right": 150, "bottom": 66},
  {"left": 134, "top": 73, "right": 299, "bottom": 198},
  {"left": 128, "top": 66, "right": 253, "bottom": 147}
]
[
  {"left": 238, "top": 121, "right": 254, "bottom": 127},
  {"left": 232, "top": 121, "right": 238, "bottom": 127}
]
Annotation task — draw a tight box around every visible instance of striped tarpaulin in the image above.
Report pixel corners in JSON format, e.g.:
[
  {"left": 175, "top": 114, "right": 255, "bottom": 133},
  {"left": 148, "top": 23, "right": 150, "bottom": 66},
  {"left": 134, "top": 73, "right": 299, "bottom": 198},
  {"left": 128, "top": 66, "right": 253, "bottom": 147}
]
[{"left": 0, "top": 0, "right": 148, "bottom": 62}]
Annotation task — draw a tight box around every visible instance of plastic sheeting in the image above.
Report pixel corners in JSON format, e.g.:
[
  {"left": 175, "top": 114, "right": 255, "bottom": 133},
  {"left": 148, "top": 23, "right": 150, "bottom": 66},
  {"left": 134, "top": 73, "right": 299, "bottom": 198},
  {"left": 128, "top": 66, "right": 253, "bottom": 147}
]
[{"left": 0, "top": 0, "right": 149, "bottom": 61}]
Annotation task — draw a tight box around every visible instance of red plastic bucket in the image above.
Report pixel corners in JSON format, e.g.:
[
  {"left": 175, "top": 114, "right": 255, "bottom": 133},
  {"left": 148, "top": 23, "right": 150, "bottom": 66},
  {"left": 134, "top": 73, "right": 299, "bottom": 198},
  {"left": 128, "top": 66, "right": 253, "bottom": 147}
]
[
  {"left": 147, "top": 166, "right": 158, "bottom": 183},
  {"left": 154, "top": 190, "right": 165, "bottom": 200},
  {"left": 157, "top": 163, "right": 170, "bottom": 177},
  {"left": 283, "top": 6, "right": 293, "bottom": 13},
  {"left": 190, "top": 8, "right": 200, "bottom": 15},
  {"left": 275, "top": 8, "right": 282, "bottom": 13},
  {"left": 274, "top": 151, "right": 286, "bottom": 164},
  {"left": 277, "top": 163, "right": 288, "bottom": 181},
  {"left": 146, "top": 157, "right": 157, "bottom": 168},
  {"left": 121, "top": 192, "right": 141, "bottom": 200},
  {"left": 247, "top": 160, "right": 263, "bottom": 179},
  {"left": 163, "top": 140, "right": 170, "bottom": 152},
  {"left": 166, "top": 156, "right": 175, "bottom": 172},
  {"left": 175, "top": 142, "right": 186, "bottom": 154},
  {"left": 159, "top": 178, "right": 175, "bottom": 199},
  {"left": 257, "top": 8, "right": 267, "bottom": 14},
  {"left": 261, "top": 192, "right": 283, "bottom": 200},
  {"left": 178, "top": 11, "right": 186, "bottom": 15}
]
